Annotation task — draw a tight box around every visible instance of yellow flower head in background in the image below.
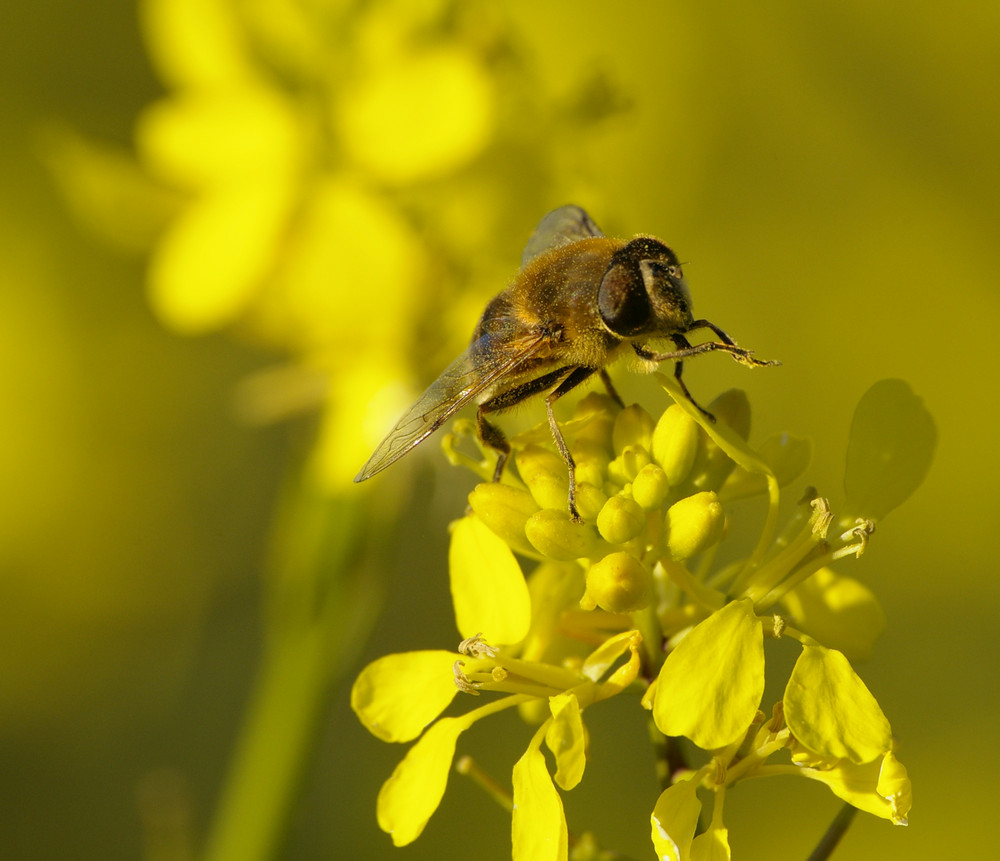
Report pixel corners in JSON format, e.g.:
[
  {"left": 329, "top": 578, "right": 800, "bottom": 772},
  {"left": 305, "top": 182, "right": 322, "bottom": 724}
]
[{"left": 50, "top": 0, "right": 627, "bottom": 490}]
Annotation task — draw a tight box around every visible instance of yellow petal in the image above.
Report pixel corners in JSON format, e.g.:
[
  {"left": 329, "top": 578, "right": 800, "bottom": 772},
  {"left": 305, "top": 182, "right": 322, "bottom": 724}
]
[
  {"left": 337, "top": 47, "right": 494, "bottom": 185},
  {"left": 784, "top": 645, "right": 892, "bottom": 763},
  {"left": 545, "top": 693, "right": 587, "bottom": 790},
  {"left": 653, "top": 599, "right": 764, "bottom": 750},
  {"left": 147, "top": 182, "right": 292, "bottom": 333},
  {"left": 141, "top": 0, "right": 250, "bottom": 88},
  {"left": 449, "top": 516, "right": 531, "bottom": 645},
  {"left": 781, "top": 567, "right": 886, "bottom": 661},
  {"left": 691, "top": 827, "right": 731, "bottom": 861},
  {"left": 582, "top": 629, "right": 642, "bottom": 685},
  {"left": 797, "top": 752, "right": 909, "bottom": 824},
  {"left": 376, "top": 717, "right": 463, "bottom": 846},
  {"left": 650, "top": 777, "right": 701, "bottom": 861},
  {"left": 512, "top": 746, "right": 568, "bottom": 861},
  {"left": 270, "top": 179, "right": 424, "bottom": 352},
  {"left": 720, "top": 433, "right": 812, "bottom": 501},
  {"left": 877, "top": 751, "right": 912, "bottom": 825},
  {"left": 137, "top": 87, "right": 301, "bottom": 188},
  {"left": 844, "top": 379, "right": 936, "bottom": 521},
  {"left": 351, "top": 650, "right": 458, "bottom": 743}
]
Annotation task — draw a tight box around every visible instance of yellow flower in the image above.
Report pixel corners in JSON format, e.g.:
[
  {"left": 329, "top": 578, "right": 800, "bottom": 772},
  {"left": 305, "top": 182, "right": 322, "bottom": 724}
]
[
  {"left": 352, "top": 627, "right": 643, "bottom": 853},
  {"left": 353, "top": 376, "right": 932, "bottom": 856}
]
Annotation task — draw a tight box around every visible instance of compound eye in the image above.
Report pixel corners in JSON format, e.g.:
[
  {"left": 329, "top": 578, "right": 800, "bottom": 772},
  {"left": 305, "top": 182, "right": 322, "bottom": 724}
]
[{"left": 598, "top": 261, "right": 652, "bottom": 336}]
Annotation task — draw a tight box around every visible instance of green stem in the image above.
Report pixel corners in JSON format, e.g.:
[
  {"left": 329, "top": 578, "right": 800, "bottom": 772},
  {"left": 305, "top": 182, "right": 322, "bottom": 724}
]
[
  {"left": 202, "top": 472, "right": 384, "bottom": 861},
  {"left": 201, "top": 626, "right": 335, "bottom": 861},
  {"left": 805, "top": 803, "right": 857, "bottom": 861}
]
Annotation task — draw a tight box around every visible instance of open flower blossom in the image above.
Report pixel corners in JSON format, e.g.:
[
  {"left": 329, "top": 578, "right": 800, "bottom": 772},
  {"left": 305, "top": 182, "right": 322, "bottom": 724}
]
[{"left": 352, "top": 376, "right": 934, "bottom": 859}]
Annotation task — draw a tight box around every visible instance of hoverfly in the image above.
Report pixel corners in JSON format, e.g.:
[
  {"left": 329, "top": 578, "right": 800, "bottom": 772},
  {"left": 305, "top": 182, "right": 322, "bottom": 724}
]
[{"left": 355, "top": 205, "right": 777, "bottom": 519}]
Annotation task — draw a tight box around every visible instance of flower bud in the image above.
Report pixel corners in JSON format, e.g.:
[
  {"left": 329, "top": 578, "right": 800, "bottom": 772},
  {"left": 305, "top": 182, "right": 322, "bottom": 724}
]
[
  {"left": 467, "top": 482, "right": 540, "bottom": 558},
  {"left": 582, "top": 551, "right": 652, "bottom": 613},
  {"left": 597, "top": 495, "right": 646, "bottom": 545},
  {"left": 683, "top": 391, "right": 751, "bottom": 493},
  {"left": 574, "top": 482, "right": 608, "bottom": 522},
  {"left": 612, "top": 404, "right": 655, "bottom": 453},
  {"left": 631, "top": 463, "right": 670, "bottom": 510},
  {"left": 516, "top": 444, "right": 569, "bottom": 510},
  {"left": 607, "top": 444, "right": 651, "bottom": 486},
  {"left": 664, "top": 491, "right": 726, "bottom": 560},
  {"left": 572, "top": 438, "right": 611, "bottom": 489},
  {"left": 525, "top": 509, "right": 603, "bottom": 560},
  {"left": 573, "top": 392, "right": 618, "bottom": 448},
  {"left": 651, "top": 405, "right": 700, "bottom": 486}
]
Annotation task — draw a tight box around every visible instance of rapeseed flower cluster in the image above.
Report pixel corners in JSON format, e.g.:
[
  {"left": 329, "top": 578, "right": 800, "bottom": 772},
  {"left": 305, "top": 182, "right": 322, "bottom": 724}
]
[{"left": 353, "top": 376, "right": 934, "bottom": 859}]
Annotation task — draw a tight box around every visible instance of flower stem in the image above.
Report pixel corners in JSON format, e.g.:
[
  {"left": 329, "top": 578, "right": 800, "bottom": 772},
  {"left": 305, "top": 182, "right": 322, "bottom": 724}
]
[
  {"left": 805, "top": 803, "right": 857, "bottom": 861},
  {"left": 202, "top": 474, "right": 382, "bottom": 861}
]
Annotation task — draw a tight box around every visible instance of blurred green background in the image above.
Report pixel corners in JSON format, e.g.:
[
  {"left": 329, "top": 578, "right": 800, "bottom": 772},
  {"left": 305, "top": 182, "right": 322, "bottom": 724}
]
[{"left": 2, "top": 1, "right": 997, "bottom": 859}]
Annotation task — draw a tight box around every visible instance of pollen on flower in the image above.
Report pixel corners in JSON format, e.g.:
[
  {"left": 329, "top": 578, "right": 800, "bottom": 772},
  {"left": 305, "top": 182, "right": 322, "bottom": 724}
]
[
  {"left": 837, "top": 519, "right": 875, "bottom": 558},
  {"left": 458, "top": 633, "right": 499, "bottom": 658},
  {"left": 809, "top": 497, "right": 833, "bottom": 537},
  {"left": 453, "top": 661, "right": 480, "bottom": 695}
]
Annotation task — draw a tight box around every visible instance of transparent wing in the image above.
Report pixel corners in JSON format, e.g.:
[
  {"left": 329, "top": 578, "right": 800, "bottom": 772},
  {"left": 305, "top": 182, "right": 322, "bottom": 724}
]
[
  {"left": 354, "top": 330, "right": 550, "bottom": 482},
  {"left": 520, "top": 205, "right": 604, "bottom": 268}
]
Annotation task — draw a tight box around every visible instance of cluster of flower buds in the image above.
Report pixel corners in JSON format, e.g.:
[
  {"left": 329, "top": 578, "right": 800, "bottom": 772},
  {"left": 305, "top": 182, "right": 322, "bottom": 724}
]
[{"left": 353, "top": 376, "right": 933, "bottom": 859}]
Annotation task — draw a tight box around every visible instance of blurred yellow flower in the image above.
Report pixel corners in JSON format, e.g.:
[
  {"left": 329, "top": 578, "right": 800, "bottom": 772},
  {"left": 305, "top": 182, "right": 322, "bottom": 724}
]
[{"left": 337, "top": 47, "right": 495, "bottom": 184}]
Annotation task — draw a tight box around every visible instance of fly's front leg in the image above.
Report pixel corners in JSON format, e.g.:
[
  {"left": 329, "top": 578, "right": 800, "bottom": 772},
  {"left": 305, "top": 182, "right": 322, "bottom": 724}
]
[
  {"left": 633, "top": 326, "right": 779, "bottom": 422},
  {"left": 633, "top": 337, "right": 717, "bottom": 421}
]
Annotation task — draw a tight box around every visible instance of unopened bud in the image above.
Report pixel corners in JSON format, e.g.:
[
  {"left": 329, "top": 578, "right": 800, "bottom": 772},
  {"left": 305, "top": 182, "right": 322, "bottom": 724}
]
[
  {"left": 516, "top": 445, "right": 569, "bottom": 511},
  {"left": 683, "top": 390, "right": 752, "bottom": 493},
  {"left": 664, "top": 491, "right": 726, "bottom": 560},
  {"left": 582, "top": 551, "right": 652, "bottom": 613},
  {"left": 651, "top": 405, "right": 700, "bottom": 486},
  {"left": 525, "top": 509, "right": 603, "bottom": 560},
  {"left": 467, "top": 483, "right": 540, "bottom": 558},
  {"left": 631, "top": 463, "right": 670, "bottom": 510},
  {"left": 574, "top": 482, "right": 608, "bottom": 522},
  {"left": 612, "top": 404, "right": 655, "bottom": 453},
  {"left": 597, "top": 495, "right": 646, "bottom": 544},
  {"left": 572, "top": 439, "right": 611, "bottom": 489},
  {"left": 607, "top": 444, "right": 651, "bottom": 486},
  {"left": 573, "top": 392, "right": 618, "bottom": 448}
]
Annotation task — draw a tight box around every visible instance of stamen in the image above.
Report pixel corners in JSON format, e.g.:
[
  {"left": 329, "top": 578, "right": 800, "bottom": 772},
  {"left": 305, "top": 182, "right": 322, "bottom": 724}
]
[
  {"left": 453, "top": 660, "right": 481, "bottom": 695},
  {"left": 458, "top": 633, "right": 499, "bottom": 658}
]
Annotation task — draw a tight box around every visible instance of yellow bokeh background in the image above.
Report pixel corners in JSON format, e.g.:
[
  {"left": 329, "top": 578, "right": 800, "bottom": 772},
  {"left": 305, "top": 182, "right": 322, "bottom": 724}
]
[{"left": 2, "top": 1, "right": 997, "bottom": 859}]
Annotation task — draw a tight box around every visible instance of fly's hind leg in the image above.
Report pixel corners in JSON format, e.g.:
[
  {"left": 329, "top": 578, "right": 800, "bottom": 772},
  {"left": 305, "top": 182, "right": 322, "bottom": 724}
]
[
  {"left": 479, "top": 365, "right": 597, "bottom": 521},
  {"left": 478, "top": 367, "right": 575, "bottom": 483},
  {"left": 543, "top": 366, "right": 599, "bottom": 521}
]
